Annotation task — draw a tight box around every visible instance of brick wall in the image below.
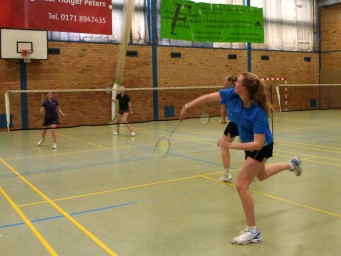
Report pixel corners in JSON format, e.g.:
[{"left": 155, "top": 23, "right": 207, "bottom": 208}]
[
  {"left": 319, "top": 3, "right": 341, "bottom": 108},
  {"left": 0, "top": 43, "right": 153, "bottom": 130},
  {"left": 4, "top": 6, "right": 340, "bottom": 130},
  {"left": 320, "top": 4, "right": 341, "bottom": 53},
  {"left": 320, "top": 3, "right": 341, "bottom": 80}
]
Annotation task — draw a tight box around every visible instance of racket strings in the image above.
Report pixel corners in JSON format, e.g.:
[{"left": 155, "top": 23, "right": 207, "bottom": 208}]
[{"left": 154, "top": 121, "right": 180, "bottom": 158}]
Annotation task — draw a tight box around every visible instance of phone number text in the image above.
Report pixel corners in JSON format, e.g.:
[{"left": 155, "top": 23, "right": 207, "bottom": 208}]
[{"left": 48, "top": 13, "right": 107, "bottom": 23}]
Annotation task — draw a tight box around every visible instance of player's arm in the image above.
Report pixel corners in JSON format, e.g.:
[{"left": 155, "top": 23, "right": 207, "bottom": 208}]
[
  {"left": 57, "top": 106, "right": 67, "bottom": 116},
  {"left": 218, "top": 134, "right": 265, "bottom": 151},
  {"left": 180, "top": 92, "right": 220, "bottom": 120},
  {"left": 40, "top": 106, "right": 45, "bottom": 114},
  {"left": 128, "top": 102, "right": 133, "bottom": 114}
]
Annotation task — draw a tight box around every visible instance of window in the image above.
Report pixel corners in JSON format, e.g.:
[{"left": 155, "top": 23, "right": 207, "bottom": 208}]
[{"left": 251, "top": 0, "right": 317, "bottom": 51}]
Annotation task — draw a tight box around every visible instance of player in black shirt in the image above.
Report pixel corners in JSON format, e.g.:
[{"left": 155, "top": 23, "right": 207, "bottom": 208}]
[{"left": 113, "top": 86, "right": 135, "bottom": 136}]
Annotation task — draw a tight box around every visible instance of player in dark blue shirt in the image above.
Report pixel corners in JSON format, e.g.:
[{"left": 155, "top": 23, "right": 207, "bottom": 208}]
[
  {"left": 37, "top": 92, "right": 67, "bottom": 149},
  {"left": 180, "top": 72, "right": 302, "bottom": 245},
  {"left": 219, "top": 75, "right": 238, "bottom": 182}
]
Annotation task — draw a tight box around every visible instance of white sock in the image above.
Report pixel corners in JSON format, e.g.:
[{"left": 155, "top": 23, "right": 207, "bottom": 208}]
[
  {"left": 289, "top": 163, "right": 295, "bottom": 171},
  {"left": 247, "top": 226, "right": 258, "bottom": 233},
  {"left": 224, "top": 168, "right": 231, "bottom": 176}
]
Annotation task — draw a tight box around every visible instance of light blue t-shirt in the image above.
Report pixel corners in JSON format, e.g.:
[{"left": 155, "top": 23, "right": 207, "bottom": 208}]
[
  {"left": 220, "top": 86, "right": 234, "bottom": 118},
  {"left": 219, "top": 88, "right": 273, "bottom": 146}
]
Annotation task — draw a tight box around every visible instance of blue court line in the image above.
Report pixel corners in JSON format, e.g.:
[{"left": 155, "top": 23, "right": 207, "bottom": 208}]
[
  {"left": 0, "top": 188, "right": 199, "bottom": 231},
  {"left": 0, "top": 144, "right": 224, "bottom": 178},
  {"left": 0, "top": 201, "right": 137, "bottom": 230},
  {"left": 0, "top": 155, "right": 152, "bottom": 178},
  {"left": 136, "top": 143, "right": 223, "bottom": 167}
]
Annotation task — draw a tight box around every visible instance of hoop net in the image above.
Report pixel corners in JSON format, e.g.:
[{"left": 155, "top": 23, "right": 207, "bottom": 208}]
[{"left": 19, "top": 49, "right": 34, "bottom": 63}]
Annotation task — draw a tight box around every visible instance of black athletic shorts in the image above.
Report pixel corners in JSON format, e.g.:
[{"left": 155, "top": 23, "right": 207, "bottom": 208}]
[
  {"left": 224, "top": 122, "right": 239, "bottom": 137},
  {"left": 118, "top": 109, "right": 129, "bottom": 115},
  {"left": 245, "top": 142, "right": 273, "bottom": 162},
  {"left": 43, "top": 118, "right": 59, "bottom": 126}
]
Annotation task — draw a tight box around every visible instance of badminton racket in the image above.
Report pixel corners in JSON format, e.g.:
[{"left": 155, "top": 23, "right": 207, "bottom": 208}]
[{"left": 154, "top": 121, "right": 181, "bottom": 158}]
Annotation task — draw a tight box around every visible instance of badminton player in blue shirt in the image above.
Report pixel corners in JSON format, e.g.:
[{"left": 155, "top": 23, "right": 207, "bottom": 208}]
[
  {"left": 180, "top": 72, "right": 302, "bottom": 245},
  {"left": 219, "top": 75, "right": 238, "bottom": 182}
]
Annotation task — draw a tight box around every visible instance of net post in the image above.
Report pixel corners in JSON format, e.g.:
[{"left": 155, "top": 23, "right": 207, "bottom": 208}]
[
  {"left": 275, "top": 85, "right": 281, "bottom": 112},
  {"left": 5, "top": 92, "right": 11, "bottom": 132},
  {"left": 284, "top": 80, "right": 288, "bottom": 112},
  {"left": 260, "top": 77, "right": 287, "bottom": 142},
  {"left": 111, "top": 83, "right": 118, "bottom": 122}
]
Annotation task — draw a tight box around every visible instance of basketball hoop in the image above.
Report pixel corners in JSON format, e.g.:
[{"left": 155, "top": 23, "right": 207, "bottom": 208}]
[{"left": 19, "top": 49, "right": 34, "bottom": 63}]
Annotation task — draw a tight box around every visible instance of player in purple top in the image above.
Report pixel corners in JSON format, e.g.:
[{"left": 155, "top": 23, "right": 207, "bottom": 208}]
[{"left": 37, "top": 92, "right": 67, "bottom": 149}]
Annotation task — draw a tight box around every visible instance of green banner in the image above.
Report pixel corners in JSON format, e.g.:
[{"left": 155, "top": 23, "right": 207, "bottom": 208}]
[{"left": 161, "top": 0, "right": 264, "bottom": 43}]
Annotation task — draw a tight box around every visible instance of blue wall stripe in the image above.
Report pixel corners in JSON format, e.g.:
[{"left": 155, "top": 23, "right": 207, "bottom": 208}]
[
  {"left": 151, "top": 0, "right": 159, "bottom": 120},
  {"left": 19, "top": 60, "right": 28, "bottom": 129}
]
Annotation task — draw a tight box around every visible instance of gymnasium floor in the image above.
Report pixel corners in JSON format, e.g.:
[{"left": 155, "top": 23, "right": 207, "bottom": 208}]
[{"left": 0, "top": 110, "right": 340, "bottom": 256}]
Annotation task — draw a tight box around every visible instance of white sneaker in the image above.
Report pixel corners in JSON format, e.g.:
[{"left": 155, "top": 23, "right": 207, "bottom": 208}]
[
  {"left": 131, "top": 131, "right": 135, "bottom": 137},
  {"left": 52, "top": 143, "right": 57, "bottom": 149},
  {"left": 37, "top": 139, "right": 44, "bottom": 146},
  {"left": 290, "top": 157, "right": 302, "bottom": 176},
  {"left": 232, "top": 227, "right": 262, "bottom": 245},
  {"left": 219, "top": 173, "right": 232, "bottom": 182},
  {"left": 113, "top": 131, "right": 119, "bottom": 135}
]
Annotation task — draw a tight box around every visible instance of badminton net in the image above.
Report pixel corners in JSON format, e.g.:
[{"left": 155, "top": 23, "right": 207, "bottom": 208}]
[
  {"left": 5, "top": 83, "right": 341, "bottom": 131},
  {"left": 4, "top": 86, "right": 223, "bottom": 131}
]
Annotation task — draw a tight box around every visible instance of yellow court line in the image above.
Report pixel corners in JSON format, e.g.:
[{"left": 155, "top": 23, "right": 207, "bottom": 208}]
[
  {"left": 15, "top": 150, "right": 341, "bottom": 208},
  {"left": 58, "top": 134, "right": 110, "bottom": 150},
  {"left": 18, "top": 171, "right": 223, "bottom": 208},
  {"left": 278, "top": 144, "right": 341, "bottom": 154},
  {"left": 136, "top": 122, "right": 221, "bottom": 136},
  {"left": 307, "top": 159, "right": 341, "bottom": 168},
  {"left": 0, "top": 158, "right": 118, "bottom": 256},
  {"left": 136, "top": 127, "right": 220, "bottom": 146},
  {"left": 277, "top": 140, "right": 341, "bottom": 152},
  {"left": 0, "top": 187, "right": 58, "bottom": 256},
  {"left": 200, "top": 175, "right": 341, "bottom": 218},
  {"left": 276, "top": 149, "right": 341, "bottom": 163},
  {"left": 5, "top": 148, "right": 108, "bottom": 161},
  {"left": 273, "top": 123, "right": 341, "bottom": 133},
  {"left": 277, "top": 139, "right": 341, "bottom": 149},
  {"left": 17, "top": 150, "right": 340, "bottom": 208},
  {"left": 302, "top": 156, "right": 318, "bottom": 160}
]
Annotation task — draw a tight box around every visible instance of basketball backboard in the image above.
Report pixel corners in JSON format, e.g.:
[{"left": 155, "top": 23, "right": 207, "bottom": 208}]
[{"left": 0, "top": 28, "right": 48, "bottom": 60}]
